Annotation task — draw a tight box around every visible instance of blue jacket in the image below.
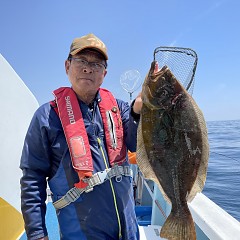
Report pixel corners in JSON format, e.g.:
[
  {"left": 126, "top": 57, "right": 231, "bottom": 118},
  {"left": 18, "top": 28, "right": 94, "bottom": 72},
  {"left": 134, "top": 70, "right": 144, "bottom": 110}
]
[{"left": 20, "top": 91, "right": 140, "bottom": 240}]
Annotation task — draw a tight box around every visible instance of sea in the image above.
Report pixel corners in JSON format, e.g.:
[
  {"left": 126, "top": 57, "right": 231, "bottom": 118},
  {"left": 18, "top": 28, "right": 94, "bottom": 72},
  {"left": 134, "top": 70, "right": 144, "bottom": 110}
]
[{"left": 202, "top": 119, "right": 240, "bottom": 221}]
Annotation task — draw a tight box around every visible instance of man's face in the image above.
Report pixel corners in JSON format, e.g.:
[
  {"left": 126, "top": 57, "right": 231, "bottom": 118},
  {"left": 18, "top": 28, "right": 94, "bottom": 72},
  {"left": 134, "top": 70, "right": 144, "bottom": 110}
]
[{"left": 65, "top": 49, "right": 107, "bottom": 100}]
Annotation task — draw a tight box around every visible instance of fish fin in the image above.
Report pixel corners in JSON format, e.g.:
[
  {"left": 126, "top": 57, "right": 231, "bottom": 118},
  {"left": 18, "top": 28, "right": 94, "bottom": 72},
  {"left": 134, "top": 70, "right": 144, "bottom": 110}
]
[
  {"left": 136, "top": 118, "right": 157, "bottom": 180},
  {"left": 136, "top": 117, "right": 171, "bottom": 203},
  {"left": 160, "top": 206, "right": 196, "bottom": 240},
  {"left": 188, "top": 106, "right": 209, "bottom": 202}
]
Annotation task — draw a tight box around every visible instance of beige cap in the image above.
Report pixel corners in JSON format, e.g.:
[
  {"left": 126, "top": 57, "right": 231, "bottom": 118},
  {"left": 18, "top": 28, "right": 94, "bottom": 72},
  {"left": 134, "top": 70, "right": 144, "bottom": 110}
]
[{"left": 69, "top": 33, "right": 108, "bottom": 60}]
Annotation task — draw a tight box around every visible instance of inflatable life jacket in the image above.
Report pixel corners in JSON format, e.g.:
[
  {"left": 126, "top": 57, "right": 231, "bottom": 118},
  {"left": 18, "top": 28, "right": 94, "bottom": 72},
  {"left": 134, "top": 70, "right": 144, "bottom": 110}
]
[{"left": 50, "top": 87, "right": 127, "bottom": 188}]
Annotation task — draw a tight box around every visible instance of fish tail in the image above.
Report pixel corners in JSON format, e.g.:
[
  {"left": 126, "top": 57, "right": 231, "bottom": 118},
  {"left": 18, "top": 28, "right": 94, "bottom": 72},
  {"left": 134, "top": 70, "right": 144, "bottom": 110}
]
[{"left": 160, "top": 207, "right": 196, "bottom": 240}]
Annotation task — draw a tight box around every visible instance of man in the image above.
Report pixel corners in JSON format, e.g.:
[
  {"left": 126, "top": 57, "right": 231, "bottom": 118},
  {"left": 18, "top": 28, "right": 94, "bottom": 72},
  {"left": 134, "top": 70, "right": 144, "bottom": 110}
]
[{"left": 20, "top": 33, "right": 142, "bottom": 240}]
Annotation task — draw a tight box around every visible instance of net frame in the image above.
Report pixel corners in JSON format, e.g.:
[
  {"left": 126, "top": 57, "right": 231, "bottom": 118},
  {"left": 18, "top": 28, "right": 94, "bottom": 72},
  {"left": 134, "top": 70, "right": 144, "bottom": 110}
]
[{"left": 154, "top": 47, "right": 198, "bottom": 93}]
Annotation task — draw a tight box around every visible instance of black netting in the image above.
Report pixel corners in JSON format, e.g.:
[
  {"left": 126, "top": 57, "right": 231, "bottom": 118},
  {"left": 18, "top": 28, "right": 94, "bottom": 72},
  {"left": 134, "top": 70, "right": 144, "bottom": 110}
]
[{"left": 154, "top": 47, "right": 198, "bottom": 94}]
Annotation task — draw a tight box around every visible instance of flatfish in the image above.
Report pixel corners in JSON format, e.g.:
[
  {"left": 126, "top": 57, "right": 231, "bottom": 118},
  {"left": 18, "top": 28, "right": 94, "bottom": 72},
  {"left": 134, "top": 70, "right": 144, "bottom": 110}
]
[{"left": 137, "top": 61, "right": 209, "bottom": 240}]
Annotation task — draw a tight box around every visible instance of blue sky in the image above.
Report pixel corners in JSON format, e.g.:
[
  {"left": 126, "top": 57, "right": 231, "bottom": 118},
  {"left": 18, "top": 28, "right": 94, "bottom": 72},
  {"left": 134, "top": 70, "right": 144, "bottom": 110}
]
[{"left": 1, "top": 0, "right": 239, "bottom": 121}]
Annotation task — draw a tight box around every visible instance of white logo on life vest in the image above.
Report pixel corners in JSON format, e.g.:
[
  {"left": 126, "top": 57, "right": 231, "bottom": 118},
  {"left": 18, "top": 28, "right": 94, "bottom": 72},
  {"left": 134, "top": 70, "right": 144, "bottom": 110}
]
[{"left": 65, "top": 96, "right": 76, "bottom": 124}]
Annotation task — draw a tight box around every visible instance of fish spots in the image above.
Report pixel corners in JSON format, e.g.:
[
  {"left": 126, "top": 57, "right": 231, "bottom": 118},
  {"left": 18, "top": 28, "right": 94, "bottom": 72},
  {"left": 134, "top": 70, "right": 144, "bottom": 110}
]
[
  {"left": 193, "top": 146, "right": 201, "bottom": 155},
  {"left": 172, "top": 169, "right": 181, "bottom": 205},
  {"left": 142, "top": 116, "right": 152, "bottom": 123},
  {"left": 192, "top": 157, "right": 201, "bottom": 178},
  {"left": 184, "top": 132, "right": 201, "bottom": 155},
  {"left": 159, "top": 129, "right": 168, "bottom": 142}
]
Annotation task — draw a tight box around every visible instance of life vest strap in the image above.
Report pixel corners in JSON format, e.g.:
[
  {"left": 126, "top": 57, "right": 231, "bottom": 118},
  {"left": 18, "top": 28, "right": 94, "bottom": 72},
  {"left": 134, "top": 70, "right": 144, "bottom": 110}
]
[{"left": 53, "top": 165, "right": 133, "bottom": 210}]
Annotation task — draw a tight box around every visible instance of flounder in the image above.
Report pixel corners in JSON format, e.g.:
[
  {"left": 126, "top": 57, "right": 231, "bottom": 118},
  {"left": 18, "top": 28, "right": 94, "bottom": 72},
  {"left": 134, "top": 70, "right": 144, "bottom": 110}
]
[{"left": 137, "top": 61, "right": 209, "bottom": 240}]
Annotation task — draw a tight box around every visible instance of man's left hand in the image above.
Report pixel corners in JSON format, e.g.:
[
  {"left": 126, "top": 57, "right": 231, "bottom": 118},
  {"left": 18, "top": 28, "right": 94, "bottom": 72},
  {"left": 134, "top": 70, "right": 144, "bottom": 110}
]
[{"left": 132, "top": 92, "right": 142, "bottom": 114}]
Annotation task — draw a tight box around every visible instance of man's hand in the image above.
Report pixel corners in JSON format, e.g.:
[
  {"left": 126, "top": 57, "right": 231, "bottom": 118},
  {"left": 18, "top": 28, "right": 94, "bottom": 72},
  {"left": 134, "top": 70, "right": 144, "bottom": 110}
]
[
  {"left": 132, "top": 92, "right": 142, "bottom": 114},
  {"left": 132, "top": 61, "right": 160, "bottom": 114}
]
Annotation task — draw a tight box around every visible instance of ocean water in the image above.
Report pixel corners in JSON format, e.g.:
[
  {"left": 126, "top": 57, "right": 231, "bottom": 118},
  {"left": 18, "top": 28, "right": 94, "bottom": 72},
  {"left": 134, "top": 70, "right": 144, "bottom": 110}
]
[{"left": 202, "top": 119, "right": 240, "bottom": 221}]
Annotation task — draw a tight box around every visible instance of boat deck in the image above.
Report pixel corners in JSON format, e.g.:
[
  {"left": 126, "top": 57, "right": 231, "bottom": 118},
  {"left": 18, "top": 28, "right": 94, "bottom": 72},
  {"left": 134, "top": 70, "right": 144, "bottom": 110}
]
[{"left": 19, "top": 203, "right": 163, "bottom": 240}]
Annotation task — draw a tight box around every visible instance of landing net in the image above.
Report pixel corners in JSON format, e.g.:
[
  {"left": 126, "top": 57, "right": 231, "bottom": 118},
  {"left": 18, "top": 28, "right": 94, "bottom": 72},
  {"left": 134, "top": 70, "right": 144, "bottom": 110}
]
[{"left": 154, "top": 47, "right": 198, "bottom": 94}]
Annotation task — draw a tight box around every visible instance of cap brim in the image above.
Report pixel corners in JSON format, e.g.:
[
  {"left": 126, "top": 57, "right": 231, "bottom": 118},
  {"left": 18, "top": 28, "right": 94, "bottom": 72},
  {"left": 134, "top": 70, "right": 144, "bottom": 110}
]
[{"left": 70, "top": 46, "right": 108, "bottom": 60}]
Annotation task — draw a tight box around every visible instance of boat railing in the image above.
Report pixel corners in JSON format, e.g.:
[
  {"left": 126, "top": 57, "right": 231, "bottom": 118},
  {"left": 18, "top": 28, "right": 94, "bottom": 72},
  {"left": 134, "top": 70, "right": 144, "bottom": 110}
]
[{"left": 133, "top": 166, "right": 240, "bottom": 240}]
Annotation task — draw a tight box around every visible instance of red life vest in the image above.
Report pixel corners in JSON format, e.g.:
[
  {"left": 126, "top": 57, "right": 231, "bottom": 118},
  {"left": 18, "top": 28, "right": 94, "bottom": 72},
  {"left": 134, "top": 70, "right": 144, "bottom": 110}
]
[{"left": 50, "top": 87, "right": 127, "bottom": 188}]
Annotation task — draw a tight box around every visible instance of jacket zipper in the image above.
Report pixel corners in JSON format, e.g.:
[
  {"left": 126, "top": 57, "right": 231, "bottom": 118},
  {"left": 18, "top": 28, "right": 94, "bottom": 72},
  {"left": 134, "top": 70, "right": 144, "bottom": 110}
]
[{"left": 97, "top": 137, "right": 122, "bottom": 239}]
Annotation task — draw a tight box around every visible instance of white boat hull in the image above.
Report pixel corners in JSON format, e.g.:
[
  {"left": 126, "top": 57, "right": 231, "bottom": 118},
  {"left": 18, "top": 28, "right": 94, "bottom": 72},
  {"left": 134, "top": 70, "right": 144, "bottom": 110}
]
[{"left": 0, "top": 54, "right": 39, "bottom": 239}]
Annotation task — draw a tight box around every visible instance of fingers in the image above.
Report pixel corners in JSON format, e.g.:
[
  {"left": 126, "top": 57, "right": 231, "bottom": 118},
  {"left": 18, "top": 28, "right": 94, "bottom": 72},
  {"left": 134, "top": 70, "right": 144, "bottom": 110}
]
[
  {"left": 154, "top": 61, "right": 159, "bottom": 73},
  {"left": 133, "top": 92, "right": 143, "bottom": 114},
  {"left": 149, "top": 61, "right": 160, "bottom": 75},
  {"left": 149, "top": 61, "right": 156, "bottom": 75}
]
